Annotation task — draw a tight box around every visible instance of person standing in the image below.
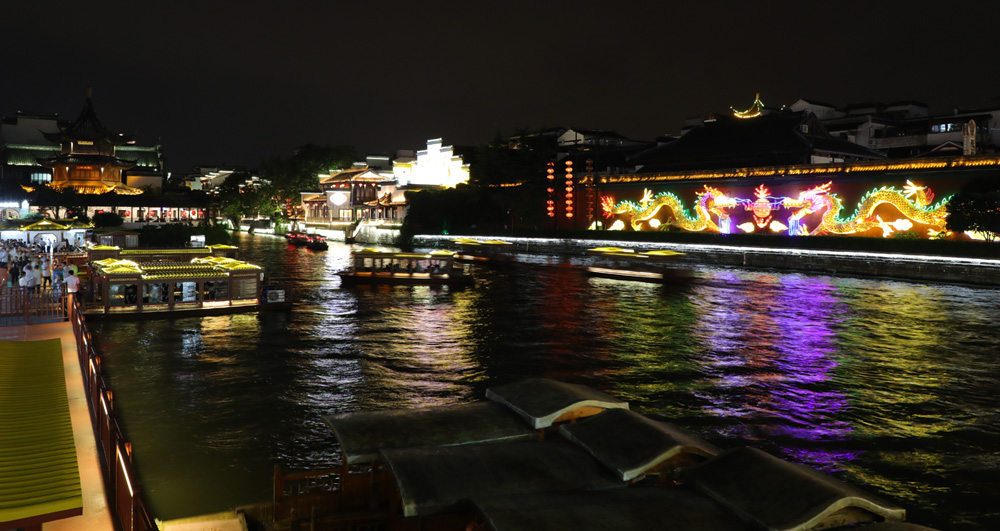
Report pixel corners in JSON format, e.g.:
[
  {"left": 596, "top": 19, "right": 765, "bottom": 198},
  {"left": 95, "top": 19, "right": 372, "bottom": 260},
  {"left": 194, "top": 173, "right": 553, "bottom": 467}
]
[
  {"left": 31, "top": 259, "right": 42, "bottom": 291},
  {"left": 41, "top": 256, "right": 51, "bottom": 288},
  {"left": 64, "top": 269, "right": 80, "bottom": 318},
  {"left": 53, "top": 260, "right": 65, "bottom": 285}
]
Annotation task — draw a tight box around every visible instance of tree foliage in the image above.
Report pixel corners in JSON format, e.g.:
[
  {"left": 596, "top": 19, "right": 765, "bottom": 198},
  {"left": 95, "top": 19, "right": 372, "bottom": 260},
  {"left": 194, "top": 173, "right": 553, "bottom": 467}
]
[
  {"left": 259, "top": 144, "right": 357, "bottom": 207},
  {"left": 217, "top": 171, "right": 281, "bottom": 225},
  {"left": 402, "top": 184, "right": 507, "bottom": 235},
  {"left": 92, "top": 212, "right": 124, "bottom": 228},
  {"left": 946, "top": 176, "right": 1000, "bottom": 241},
  {"left": 464, "top": 128, "right": 561, "bottom": 230}
]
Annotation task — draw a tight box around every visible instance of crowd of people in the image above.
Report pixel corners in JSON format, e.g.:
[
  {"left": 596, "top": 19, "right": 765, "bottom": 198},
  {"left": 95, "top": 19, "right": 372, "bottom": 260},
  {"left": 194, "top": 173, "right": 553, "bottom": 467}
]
[{"left": 0, "top": 240, "right": 82, "bottom": 293}]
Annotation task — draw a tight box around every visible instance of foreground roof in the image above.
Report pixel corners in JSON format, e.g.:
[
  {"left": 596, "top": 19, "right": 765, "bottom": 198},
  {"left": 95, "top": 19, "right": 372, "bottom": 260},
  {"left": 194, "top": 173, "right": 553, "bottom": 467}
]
[
  {"left": 382, "top": 439, "right": 624, "bottom": 517},
  {"left": 560, "top": 408, "right": 720, "bottom": 481},
  {"left": 474, "top": 488, "right": 747, "bottom": 531},
  {"left": 485, "top": 378, "right": 629, "bottom": 429},
  {"left": 323, "top": 401, "right": 536, "bottom": 466},
  {"left": 0, "top": 339, "right": 82, "bottom": 528},
  {"left": 682, "top": 447, "right": 906, "bottom": 531}
]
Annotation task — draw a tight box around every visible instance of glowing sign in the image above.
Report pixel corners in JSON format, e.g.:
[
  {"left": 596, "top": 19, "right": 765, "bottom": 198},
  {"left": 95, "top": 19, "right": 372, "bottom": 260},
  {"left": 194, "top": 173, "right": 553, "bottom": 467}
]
[
  {"left": 607, "top": 180, "right": 952, "bottom": 239},
  {"left": 331, "top": 192, "right": 348, "bottom": 206}
]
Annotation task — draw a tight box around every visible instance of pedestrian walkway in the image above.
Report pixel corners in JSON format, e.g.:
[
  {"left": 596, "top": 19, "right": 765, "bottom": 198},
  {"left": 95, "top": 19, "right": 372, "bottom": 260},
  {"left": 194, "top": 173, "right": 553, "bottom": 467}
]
[{"left": 0, "top": 321, "right": 114, "bottom": 531}]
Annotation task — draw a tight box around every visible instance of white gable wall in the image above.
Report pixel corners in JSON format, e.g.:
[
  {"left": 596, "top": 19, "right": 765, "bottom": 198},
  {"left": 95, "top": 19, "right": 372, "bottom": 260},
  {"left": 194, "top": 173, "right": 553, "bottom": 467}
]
[{"left": 393, "top": 138, "right": 469, "bottom": 188}]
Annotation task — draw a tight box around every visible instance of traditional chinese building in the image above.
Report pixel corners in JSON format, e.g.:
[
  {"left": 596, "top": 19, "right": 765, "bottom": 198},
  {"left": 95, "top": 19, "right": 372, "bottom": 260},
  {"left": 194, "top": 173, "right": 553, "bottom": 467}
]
[
  {"left": 300, "top": 138, "right": 470, "bottom": 226},
  {"left": 1, "top": 92, "right": 164, "bottom": 193},
  {"left": 35, "top": 91, "right": 143, "bottom": 195}
]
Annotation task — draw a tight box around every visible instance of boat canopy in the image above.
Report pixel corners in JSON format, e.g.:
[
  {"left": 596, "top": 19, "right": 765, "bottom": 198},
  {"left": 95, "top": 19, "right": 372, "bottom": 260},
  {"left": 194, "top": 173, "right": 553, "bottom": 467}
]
[
  {"left": 681, "top": 446, "right": 907, "bottom": 531},
  {"left": 381, "top": 439, "right": 624, "bottom": 518},
  {"left": 559, "top": 408, "right": 720, "bottom": 481},
  {"left": 322, "top": 401, "right": 536, "bottom": 466},
  {"left": 485, "top": 378, "right": 629, "bottom": 429},
  {"left": 473, "top": 488, "right": 746, "bottom": 531}
]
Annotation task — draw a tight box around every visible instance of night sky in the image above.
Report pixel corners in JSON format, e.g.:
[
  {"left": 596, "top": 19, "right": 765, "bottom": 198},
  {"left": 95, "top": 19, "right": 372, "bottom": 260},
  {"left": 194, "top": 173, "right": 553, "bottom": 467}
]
[{"left": 4, "top": 1, "right": 999, "bottom": 174}]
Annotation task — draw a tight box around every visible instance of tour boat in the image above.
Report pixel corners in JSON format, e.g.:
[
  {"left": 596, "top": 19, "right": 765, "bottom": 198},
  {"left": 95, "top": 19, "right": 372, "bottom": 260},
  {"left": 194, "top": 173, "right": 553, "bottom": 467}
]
[
  {"left": 81, "top": 246, "right": 291, "bottom": 318},
  {"left": 338, "top": 249, "right": 474, "bottom": 286},
  {"left": 585, "top": 247, "right": 692, "bottom": 283},
  {"left": 452, "top": 238, "right": 516, "bottom": 265}
]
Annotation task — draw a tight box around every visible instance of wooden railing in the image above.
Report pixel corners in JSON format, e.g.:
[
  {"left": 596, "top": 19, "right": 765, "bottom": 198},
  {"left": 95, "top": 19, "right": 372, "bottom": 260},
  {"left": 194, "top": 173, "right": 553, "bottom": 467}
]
[
  {"left": 273, "top": 464, "right": 389, "bottom": 530},
  {"left": 0, "top": 286, "right": 69, "bottom": 326},
  {"left": 70, "top": 301, "right": 157, "bottom": 531}
]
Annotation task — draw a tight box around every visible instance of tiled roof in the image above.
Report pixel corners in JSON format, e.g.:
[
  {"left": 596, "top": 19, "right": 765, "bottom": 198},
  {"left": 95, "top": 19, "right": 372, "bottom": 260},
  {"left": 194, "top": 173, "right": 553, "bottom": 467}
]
[
  {"left": 630, "top": 112, "right": 883, "bottom": 173},
  {"left": 116, "top": 146, "right": 161, "bottom": 168},
  {"left": 2, "top": 146, "right": 60, "bottom": 166},
  {"left": 36, "top": 153, "right": 136, "bottom": 169},
  {"left": 42, "top": 97, "right": 131, "bottom": 144}
]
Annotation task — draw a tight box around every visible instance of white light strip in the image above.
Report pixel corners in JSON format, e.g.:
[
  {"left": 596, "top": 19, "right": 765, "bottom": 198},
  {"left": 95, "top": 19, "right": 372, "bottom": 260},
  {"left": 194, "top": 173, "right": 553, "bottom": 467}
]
[
  {"left": 417, "top": 235, "right": 1000, "bottom": 268},
  {"left": 117, "top": 447, "right": 135, "bottom": 496}
]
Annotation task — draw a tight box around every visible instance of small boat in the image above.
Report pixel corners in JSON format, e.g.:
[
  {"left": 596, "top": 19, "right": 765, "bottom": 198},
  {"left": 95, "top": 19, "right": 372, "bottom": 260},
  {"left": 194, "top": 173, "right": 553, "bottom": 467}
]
[
  {"left": 285, "top": 231, "right": 309, "bottom": 245},
  {"left": 585, "top": 247, "right": 691, "bottom": 283},
  {"left": 305, "top": 234, "right": 328, "bottom": 251},
  {"left": 338, "top": 249, "right": 473, "bottom": 286},
  {"left": 452, "top": 238, "right": 515, "bottom": 265}
]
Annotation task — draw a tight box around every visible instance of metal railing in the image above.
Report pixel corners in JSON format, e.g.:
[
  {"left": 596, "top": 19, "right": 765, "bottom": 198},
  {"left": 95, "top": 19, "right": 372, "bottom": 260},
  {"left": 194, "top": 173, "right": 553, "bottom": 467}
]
[{"left": 70, "top": 301, "right": 156, "bottom": 531}]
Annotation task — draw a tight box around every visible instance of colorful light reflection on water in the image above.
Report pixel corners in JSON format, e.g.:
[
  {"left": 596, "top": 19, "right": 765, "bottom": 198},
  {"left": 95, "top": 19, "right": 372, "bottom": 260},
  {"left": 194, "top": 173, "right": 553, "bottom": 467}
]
[{"left": 92, "top": 234, "right": 1000, "bottom": 530}]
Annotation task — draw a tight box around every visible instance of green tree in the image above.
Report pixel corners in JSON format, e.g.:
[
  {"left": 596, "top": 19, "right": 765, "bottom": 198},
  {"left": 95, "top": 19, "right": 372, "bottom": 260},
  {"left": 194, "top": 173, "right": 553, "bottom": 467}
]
[
  {"left": 259, "top": 144, "right": 357, "bottom": 211},
  {"left": 92, "top": 212, "right": 124, "bottom": 228},
  {"left": 946, "top": 176, "right": 1000, "bottom": 241},
  {"left": 467, "top": 128, "right": 561, "bottom": 230}
]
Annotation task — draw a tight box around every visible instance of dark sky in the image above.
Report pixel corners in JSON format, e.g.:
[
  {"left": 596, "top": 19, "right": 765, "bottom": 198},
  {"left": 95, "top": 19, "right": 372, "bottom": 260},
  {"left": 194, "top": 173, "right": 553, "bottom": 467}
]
[{"left": 4, "top": 1, "right": 1000, "bottom": 174}]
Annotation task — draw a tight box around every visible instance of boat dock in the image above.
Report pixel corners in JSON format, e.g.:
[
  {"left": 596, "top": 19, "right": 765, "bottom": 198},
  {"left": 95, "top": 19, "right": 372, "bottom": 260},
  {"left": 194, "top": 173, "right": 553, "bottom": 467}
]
[{"left": 0, "top": 320, "right": 113, "bottom": 531}]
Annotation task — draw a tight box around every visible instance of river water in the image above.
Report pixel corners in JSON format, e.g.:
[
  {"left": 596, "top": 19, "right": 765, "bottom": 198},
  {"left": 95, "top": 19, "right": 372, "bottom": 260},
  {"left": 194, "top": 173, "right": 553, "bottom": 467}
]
[{"left": 91, "top": 233, "right": 1000, "bottom": 530}]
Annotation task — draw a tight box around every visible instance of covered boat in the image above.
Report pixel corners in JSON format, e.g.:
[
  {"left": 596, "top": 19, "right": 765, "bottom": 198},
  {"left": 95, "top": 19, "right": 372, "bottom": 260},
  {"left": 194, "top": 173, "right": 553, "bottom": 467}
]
[
  {"left": 452, "top": 238, "right": 516, "bottom": 265},
  {"left": 264, "top": 378, "right": 933, "bottom": 531},
  {"left": 83, "top": 246, "right": 290, "bottom": 317},
  {"left": 585, "top": 247, "right": 692, "bottom": 283},
  {"left": 338, "top": 249, "right": 473, "bottom": 285}
]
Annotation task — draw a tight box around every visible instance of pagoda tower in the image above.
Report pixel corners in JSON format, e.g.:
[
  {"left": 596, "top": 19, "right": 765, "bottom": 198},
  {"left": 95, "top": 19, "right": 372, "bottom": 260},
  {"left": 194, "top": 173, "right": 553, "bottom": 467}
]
[{"left": 37, "top": 89, "right": 142, "bottom": 195}]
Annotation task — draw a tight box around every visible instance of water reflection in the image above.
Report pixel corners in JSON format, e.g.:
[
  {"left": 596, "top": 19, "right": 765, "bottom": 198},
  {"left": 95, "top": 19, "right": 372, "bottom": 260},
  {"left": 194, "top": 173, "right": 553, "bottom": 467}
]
[{"left": 90, "top": 233, "right": 1000, "bottom": 530}]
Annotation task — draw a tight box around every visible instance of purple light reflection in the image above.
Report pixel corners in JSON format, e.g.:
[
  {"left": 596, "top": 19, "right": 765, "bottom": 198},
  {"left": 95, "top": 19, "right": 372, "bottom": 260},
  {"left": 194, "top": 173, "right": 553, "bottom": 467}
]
[{"left": 693, "top": 272, "right": 857, "bottom": 472}]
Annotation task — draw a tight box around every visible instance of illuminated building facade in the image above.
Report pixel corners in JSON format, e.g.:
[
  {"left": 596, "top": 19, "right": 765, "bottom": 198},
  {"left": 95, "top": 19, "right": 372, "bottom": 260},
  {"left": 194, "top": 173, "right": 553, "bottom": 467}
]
[
  {"left": 301, "top": 139, "right": 470, "bottom": 225},
  {"left": 303, "top": 166, "right": 393, "bottom": 223},
  {"left": 0, "top": 93, "right": 210, "bottom": 224},
  {"left": 1, "top": 94, "right": 164, "bottom": 193}
]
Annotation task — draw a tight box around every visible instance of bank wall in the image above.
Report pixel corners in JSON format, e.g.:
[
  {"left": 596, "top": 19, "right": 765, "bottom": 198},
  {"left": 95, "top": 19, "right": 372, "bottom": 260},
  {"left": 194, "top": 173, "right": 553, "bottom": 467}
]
[{"left": 414, "top": 234, "right": 1000, "bottom": 287}]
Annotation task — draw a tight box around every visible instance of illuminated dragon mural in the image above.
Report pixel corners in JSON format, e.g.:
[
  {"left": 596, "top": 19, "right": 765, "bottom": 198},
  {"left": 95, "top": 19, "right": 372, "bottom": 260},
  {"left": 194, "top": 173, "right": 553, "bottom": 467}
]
[{"left": 604, "top": 180, "right": 951, "bottom": 238}]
